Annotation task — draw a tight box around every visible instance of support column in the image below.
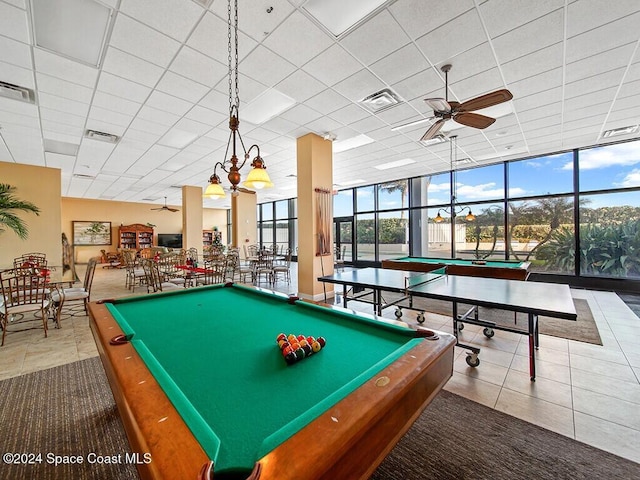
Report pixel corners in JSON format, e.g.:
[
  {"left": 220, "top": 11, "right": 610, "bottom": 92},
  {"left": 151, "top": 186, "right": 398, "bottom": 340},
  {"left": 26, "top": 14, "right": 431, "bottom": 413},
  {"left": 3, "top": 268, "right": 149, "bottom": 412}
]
[
  {"left": 231, "top": 190, "right": 257, "bottom": 257},
  {"left": 182, "top": 186, "right": 203, "bottom": 252},
  {"left": 297, "top": 133, "right": 333, "bottom": 301}
]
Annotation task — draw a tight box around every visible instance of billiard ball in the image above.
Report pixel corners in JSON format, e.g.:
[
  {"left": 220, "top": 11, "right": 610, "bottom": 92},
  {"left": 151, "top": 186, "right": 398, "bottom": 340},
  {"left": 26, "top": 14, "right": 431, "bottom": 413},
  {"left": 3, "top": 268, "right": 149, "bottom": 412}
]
[
  {"left": 287, "top": 334, "right": 296, "bottom": 342},
  {"left": 276, "top": 333, "right": 286, "bottom": 342},
  {"left": 299, "top": 339, "right": 309, "bottom": 348},
  {"left": 278, "top": 339, "right": 287, "bottom": 348},
  {"left": 295, "top": 348, "right": 305, "bottom": 360},
  {"left": 284, "top": 352, "right": 297, "bottom": 365},
  {"left": 282, "top": 345, "right": 293, "bottom": 356},
  {"left": 312, "top": 341, "right": 321, "bottom": 353},
  {"left": 317, "top": 337, "right": 326, "bottom": 348},
  {"left": 302, "top": 344, "right": 313, "bottom": 356},
  {"left": 306, "top": 336, "right": 315, "bottom": 344}
]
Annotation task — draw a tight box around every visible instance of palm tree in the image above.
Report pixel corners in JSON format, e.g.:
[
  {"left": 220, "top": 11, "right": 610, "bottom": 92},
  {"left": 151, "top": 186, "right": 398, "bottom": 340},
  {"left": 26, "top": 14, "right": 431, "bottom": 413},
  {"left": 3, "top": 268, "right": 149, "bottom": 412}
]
[{"left": 0, "top": 184, "right": 41, "bottom": 240}]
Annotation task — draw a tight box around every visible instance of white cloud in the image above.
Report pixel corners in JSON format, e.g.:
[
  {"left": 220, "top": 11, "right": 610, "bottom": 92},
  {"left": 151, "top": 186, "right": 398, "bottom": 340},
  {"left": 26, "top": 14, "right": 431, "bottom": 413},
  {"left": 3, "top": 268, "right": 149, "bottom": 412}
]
[
  {"left": 615, "top": 169, "right": 640, "bottom": 188},
  {"left": 562, "top": 142, "right": 640, "bottom": 170},
  {"left": 456, "top": 182, "right": 503, "bottom": 199},
  {"left": 427, "top": 182, "right": 450, "bottom": 192}
]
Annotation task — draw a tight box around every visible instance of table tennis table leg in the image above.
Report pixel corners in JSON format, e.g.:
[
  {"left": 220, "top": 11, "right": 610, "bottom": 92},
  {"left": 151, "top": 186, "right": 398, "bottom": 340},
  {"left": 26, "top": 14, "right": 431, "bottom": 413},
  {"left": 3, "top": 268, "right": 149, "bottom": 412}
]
[
  {"left": 452, "top": 301, "right": 481, "bottom": 367},
  {"left": 528, "top": 313, "right": 537, "bottom": 381}
]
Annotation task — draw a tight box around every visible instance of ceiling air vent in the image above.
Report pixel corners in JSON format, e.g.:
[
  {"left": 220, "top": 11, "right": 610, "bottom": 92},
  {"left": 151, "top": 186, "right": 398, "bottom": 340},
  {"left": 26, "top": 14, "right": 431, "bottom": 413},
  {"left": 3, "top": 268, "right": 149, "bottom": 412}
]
[
  {"left": 85, "top": 129, "right": 120, "bottom": 144},
  {"left": 359, "top": 88, "right": 401, "bottom": 113},
  {"left": 73, "top": 173, "right": 95, "bottom": 179},
  {"left": 0, "top": 81, "right": 36, "bottom": 104}
]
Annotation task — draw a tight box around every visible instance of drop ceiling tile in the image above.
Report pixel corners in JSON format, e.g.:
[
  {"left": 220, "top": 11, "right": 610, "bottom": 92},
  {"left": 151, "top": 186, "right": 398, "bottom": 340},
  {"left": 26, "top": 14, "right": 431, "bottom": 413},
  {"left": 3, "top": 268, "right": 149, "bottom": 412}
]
[
  {"left": 566, "top": 12, "right": 640, "bottom": 63},
  {"left": 120, "top": 0, "right": 204, "bottom": 43},
  {"left": 501, "top": 43, "right": 564, "bottom": 85},
  {"left": 38, "top": 91, "right": 89, "bottom": 117},
  {"left": 369, "top": 44, "right": 428, "bottom": 87},
  {"left": 42, "top": 128, "right": 83, "bottom": 144},
  {"left": 0, "top": 1, "right": 29, "bottom": 43},
  {"left": 39, "top": 107, "right": 85, "bottom": 128},
  {"left": 391, "top": 68, "right": 442, "bottom": 103},
  {"left": 328, "top": 104, "right": 369, "bottom": 125},
  {"left": 389, "top": 0, "right": 473, "bottom": 40},
  {"left": 110, "top": 14, "right": 181, "bottom": 68},
  {"left": 264, "top": 11, "right": 333, "bottom": 67},
  {"left": 275, "top": 69, "right": 327, "bottom": 103},
  {"left": 0, "top": 33, "right": 32, "bottom": 69},
  {"left": 509, "top": 68, "right": 563, "bottom": 98},
  {"left": 567, "top": 0, "right": 640, "bottom": 37},
  {"left": 169, "top": 46, "right": 227, "bottom": 88},
  {"left": 36, "top": 72, "right": 94, "bottom": 104},
  {"left": 415, "top": 9, "right": 487, "bottom": 66},
  {"left": 135, "top": 105, "right": 179, "bottom": 127},
  {"left": 448, "top": 68, "right": 505, "bottom": 102},
  {"left": 481, "top": 0, "right": 564, "bottom": 39},
  {"left": 145, "top": 90, "right": 193, "bottom": 117},
  {"left": 92, "top": 91, "right": 142, "bottom": 117},
  {"left": 128, "top": 115, "right": 172, "bottom": 136},
  {"left": 156, "top": 71, "right": 211, "bottom": 103},
  {"left": 210, "top": 0, "right": 294, "bottom": 43},
  {"left": 33, "top": 49, "right": 98, "bottom": 87},
  {"left": 304, "top": 116, "right": 344, "bottom": 135},
  {"left": 341, "top": 9, "right": 410, "bottom": 65},
  {"left": 493, "top": 11, "right": 564, "bottom": 64},
  {"left": 44, "top": 151, "right": 76, "bottom": 170},
  {"left": 184, "top": 105, "right": 227, "bottom": 128},
  {"left": 302, "top": 44, "right": 363, "bottom": 87},
  {"left": 102, "top": 47, "right": 164, "bottom": 88},
  {"left": 0, "top": 60, "right": 34, "bottom": 89},
  {"left": 187, "top": 12, "right": 257, "bottom": 64},
  {"left": 239, "top": 45, "right": 297, "bottom": 88},
  {"left": 564, "top": 43, "right": 636, "bottom": 84},
  {"left": 96, "top": 72, "right": 152, "bottom": 103},
  {"left": 89, "top": 105, "right": 133, "bottom": 127},
  {"left": 565, "top": 69, "right": 626, "bottom": 99},
  {"left": 333, "top": 69, "right": 385, "bottom": 102}
]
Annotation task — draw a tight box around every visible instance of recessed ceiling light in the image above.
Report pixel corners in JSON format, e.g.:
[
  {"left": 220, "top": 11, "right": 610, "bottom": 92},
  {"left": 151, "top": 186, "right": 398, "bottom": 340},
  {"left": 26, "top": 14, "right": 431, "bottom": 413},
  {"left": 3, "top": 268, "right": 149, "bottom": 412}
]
[
  {"left": 303, "top": 0, "right": 388, "bottom": 37},
  {"left": 374, "top": 158, "right": 416, "bottom": 170},
  {"left": 31, "top": 0, "right": 113, "bottom": 67},
  {"left": 242, "top": 88, "right": 296, "bottom": 125},
  {"left": 85, "top": 129, "right": 119, "bottom": 144},
  {"left": 333, "top": 134, "right": 374, "bottom": 153},
  {"left": 602, "top": 125, "right": 639, "bottom": 138},
  {"left": 44, "top": 139, "right": 79, "bottom": 156}
]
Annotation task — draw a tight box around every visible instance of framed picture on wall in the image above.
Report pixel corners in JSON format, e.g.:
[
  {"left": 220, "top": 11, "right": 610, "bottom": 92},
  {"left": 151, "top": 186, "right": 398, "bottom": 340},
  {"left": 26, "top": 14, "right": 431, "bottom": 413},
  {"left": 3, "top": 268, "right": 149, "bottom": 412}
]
[{"left": 73, "top": 221, "right": 112, "bottom": 246}]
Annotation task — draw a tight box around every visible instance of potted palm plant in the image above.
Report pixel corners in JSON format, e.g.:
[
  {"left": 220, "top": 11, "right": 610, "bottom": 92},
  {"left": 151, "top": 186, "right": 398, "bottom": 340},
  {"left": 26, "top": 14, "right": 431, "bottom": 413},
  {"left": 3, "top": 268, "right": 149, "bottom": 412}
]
[{"left": 0, "top": 184, "right": 40, "bottom": 239}]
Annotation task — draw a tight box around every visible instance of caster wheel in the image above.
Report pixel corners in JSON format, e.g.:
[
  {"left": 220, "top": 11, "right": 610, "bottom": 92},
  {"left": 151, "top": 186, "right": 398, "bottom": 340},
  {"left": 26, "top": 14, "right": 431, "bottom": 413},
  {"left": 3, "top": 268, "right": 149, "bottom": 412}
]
[
  {"left": 483, "top": 328, "right": 495, "bottom": 338},
  {"left": 417, "top": 312, "right": 425, "bottom": 324},
  {"left": 457, "top": 323, "right": 464, "bottom": 332},
  {"left": 466, "top": 354, "right": 480, "bottom": 367},
  {"left": 394, "top": 308, "right": 403, "bottom": 319}
]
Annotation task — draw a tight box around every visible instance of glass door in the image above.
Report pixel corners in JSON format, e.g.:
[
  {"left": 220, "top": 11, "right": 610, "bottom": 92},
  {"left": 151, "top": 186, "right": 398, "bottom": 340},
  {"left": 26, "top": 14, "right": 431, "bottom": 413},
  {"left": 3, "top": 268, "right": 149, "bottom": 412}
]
[{"left": 333, "top": 217, "right": 353, "bottom": 266}]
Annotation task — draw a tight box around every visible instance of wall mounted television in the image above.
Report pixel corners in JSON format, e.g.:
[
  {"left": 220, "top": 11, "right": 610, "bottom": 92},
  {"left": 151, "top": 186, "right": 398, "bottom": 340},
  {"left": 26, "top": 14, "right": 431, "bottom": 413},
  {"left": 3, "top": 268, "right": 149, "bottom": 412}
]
[{"left": 157, "top": 233, "right": 182, "bottom": 249}]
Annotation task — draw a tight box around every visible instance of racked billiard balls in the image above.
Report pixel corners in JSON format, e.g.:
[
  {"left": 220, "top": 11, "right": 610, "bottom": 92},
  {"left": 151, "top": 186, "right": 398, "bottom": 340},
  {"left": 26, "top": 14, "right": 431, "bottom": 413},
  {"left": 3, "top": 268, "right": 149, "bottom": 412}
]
[
  {"left": 311, "top": 341, "right": 321, "bottom": 353},
  {"left": 317, "top": 337, "right": 326, "bottom": 348},
  {"left": 284, "top": 352, "right": 297, "bottom": 365}
]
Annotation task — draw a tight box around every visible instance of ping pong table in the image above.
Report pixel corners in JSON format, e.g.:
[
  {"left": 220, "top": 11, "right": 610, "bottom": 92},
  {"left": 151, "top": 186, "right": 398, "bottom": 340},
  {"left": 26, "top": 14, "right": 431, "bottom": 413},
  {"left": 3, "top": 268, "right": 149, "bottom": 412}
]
[{"left": 318, "top": 267, "right": 577, "bottom": 381}]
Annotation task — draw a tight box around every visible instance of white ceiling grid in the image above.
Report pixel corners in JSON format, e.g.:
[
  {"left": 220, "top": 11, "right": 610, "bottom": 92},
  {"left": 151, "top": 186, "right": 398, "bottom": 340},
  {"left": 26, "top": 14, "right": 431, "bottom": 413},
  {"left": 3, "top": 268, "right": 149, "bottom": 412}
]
[{"left": 0, "top": 0, "right": 638, "bottom": 209}]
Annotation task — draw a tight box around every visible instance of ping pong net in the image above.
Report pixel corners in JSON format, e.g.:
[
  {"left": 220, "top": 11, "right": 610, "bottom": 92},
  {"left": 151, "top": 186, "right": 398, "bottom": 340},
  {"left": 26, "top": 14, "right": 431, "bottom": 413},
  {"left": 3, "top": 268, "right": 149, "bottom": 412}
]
[{"left": 403, "top": 267, "right": 447, "bottom": 293}]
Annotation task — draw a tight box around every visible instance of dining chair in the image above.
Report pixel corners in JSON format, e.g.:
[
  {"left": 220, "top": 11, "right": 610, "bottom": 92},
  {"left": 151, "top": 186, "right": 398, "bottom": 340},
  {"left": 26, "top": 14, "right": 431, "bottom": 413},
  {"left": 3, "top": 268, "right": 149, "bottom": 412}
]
[
  {"left": 0, "top": 268, "right": 50, "bottom": 346},
  {"left": 253, "top": 254, "right": 274, "bottom": 286},
  {"left": 272, "top": 248, "right": 292, "bottom": 285},
  {"left": 50, "top": 257, "right": 98, "bottom": 325},
  {"left": 141, "top": 259, "right": 181, "bottom": 293}
]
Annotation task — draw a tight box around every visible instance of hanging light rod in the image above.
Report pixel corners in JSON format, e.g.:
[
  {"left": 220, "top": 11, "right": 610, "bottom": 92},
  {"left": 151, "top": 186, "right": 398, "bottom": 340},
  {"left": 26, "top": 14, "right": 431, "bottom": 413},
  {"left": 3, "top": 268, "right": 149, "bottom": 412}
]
[
  {"left": 433, "top": 135, "right": 475, "bottom": 224},
  {"left": 204, "top": 0, "right": 273, "bottom": 200}
]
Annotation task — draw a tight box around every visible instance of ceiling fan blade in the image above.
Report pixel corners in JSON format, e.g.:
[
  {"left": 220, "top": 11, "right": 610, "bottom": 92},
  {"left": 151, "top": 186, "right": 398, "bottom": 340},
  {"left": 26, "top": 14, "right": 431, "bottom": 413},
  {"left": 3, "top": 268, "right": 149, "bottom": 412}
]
[
  {"left": 167, "top": 207, "right": 179, "bottom": 212},
  {"left": 454, "top": 112, "right": 496, "bottom": 129},
  {"left": 458, "top": 89, "right": 513, "bottom": 112},
  {"left": 424, "top": 97, "right": 450, "bottom": 113},
  {"left": 420, "top": 119, "right": 446, "bottom": 141}
]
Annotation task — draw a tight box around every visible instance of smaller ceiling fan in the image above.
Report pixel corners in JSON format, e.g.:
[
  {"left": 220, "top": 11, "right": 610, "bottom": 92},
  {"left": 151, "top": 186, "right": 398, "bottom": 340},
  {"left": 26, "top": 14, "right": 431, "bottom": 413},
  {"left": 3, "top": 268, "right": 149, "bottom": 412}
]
[
  {"left": 151, "top": 197, "right": 179, "bottom": 212},
  {"left": 421, "top": 64, "right": 513, "bottom": 141}
]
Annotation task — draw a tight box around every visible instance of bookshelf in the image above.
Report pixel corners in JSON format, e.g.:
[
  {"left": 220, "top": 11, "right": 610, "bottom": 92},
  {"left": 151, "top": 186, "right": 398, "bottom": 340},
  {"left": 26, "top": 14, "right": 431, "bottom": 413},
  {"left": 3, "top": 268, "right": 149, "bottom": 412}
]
[{"left": 119, "top": 224, "right": 154, "bottom": 251}]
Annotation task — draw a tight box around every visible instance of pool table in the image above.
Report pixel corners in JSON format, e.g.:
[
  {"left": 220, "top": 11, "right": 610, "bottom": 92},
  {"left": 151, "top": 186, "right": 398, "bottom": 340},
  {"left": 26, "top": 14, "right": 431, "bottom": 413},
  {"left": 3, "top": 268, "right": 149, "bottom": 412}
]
[
  {"left": 89, "top": 283, "right": 455, "bottom": 480},
  {"left": 382, "top": 256, "right": 530, "bottom": 280}
]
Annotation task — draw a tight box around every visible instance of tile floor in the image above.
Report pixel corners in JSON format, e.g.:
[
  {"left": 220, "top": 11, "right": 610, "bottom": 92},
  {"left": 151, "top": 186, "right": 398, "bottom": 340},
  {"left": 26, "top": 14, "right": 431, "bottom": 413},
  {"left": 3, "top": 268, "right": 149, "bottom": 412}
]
[{"left": 1, "top": 262, "right": 639, "bottom": 465}]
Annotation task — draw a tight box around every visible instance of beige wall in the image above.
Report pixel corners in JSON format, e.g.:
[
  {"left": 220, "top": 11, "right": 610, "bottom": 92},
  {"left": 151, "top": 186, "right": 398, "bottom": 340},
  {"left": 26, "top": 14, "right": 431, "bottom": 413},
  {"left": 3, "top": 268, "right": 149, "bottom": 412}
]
[
  {"left": 62, "top": 197, "right": 227, "bottom": 263},
  {"left": 0, "top": 161, "right": 62, "bottom": 267},
  {"left": 182, "top": 185, "right": 204, "bottom": 252},
  {"left": 231, "top": 191, "right": 257, "bottom": 257}
]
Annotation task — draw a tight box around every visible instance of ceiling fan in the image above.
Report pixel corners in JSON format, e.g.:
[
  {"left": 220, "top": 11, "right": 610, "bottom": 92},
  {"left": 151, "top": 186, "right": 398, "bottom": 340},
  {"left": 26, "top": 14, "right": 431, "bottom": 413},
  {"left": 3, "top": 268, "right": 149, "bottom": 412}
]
[
  {"left": 420, "top": 64, "right": 513, "bottom": 141},
  {"left": 151, "top": 197, "right": 179, "bottom": 212}
]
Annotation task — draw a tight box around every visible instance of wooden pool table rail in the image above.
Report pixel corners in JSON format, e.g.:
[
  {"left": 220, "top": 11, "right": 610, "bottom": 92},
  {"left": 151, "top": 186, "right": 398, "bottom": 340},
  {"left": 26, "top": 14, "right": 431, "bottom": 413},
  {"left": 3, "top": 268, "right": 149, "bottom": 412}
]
[{"left": 89, "top": 294, "right": 454, "bottom": 480}]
